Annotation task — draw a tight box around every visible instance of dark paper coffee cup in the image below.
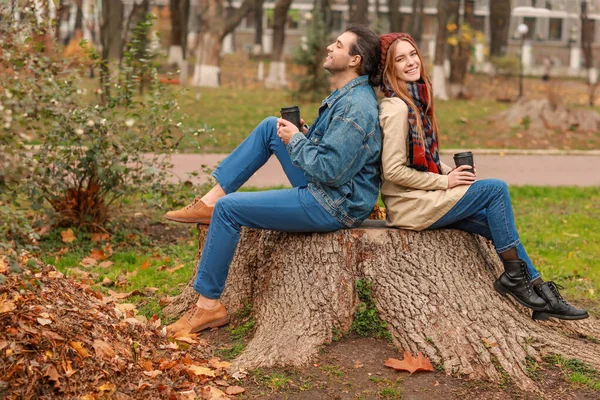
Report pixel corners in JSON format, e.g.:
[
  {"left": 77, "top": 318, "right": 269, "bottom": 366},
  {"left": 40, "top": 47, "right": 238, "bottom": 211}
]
[
  {"left": 453, "top": 151, "right": 474, "bottom": 173},
  {"left": 280, "top": 105, "right": 302, "bottom": 130}
]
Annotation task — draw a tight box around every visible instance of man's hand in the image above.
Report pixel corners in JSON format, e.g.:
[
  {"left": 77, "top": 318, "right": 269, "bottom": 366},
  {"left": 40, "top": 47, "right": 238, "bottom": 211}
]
[
  {"left": 277, "top": 118, "right": 301, "bottom": 145},
  {"left": 447, "top": 164, "right": 476, "bottom": 189},
  {"left": 299, "top": 118, "right": 309, "bottom": 135}
]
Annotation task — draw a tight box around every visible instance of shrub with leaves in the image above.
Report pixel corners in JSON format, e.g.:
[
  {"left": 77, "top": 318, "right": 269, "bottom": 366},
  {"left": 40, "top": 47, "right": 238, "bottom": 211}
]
[{"left": 0, "top": 6, "right": 189, "bottom": 235}]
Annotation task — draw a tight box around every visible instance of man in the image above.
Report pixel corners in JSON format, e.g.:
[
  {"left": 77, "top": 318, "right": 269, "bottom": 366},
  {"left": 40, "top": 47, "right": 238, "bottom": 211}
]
[{"left": 165, "top": 25, "right": 382, "bottom": 336}]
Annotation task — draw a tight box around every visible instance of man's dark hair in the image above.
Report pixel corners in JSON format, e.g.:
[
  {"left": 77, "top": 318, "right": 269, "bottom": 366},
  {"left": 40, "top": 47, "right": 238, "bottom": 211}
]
[{"left": 345, "top": 25, "right": 381, "bottom": 87}]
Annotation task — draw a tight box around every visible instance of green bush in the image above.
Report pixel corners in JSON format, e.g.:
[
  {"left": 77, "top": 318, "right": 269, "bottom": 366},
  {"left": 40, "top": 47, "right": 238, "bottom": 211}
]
[
  {"left": 490, "top": 55, "right": 520, "bottom": 77},
  {"left": 0, "top": 7, "right": 191, "bottom": 235}
]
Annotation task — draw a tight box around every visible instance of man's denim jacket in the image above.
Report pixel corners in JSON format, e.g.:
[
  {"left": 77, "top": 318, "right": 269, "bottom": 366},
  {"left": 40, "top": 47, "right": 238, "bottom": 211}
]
[{"left": 287, "top": 75, "right": 381, "bottom": 227}]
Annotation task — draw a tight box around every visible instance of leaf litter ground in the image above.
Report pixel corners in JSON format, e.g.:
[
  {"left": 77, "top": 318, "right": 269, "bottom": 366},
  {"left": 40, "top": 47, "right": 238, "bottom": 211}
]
[{"left": 0, "top": 252, "right": 241, "bottom": 399}]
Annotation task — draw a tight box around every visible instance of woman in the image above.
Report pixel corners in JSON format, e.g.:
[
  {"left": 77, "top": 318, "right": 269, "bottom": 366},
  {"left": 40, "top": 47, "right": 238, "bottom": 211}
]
[{"left": 378, "top": 32, "right": 587, "bottom": 321}]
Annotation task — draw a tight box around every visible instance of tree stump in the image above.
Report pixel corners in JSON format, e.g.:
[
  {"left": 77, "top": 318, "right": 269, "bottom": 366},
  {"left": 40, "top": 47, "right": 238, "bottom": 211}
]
[{"left": 163, "top": 221, "right": 600, "bottom": 392}]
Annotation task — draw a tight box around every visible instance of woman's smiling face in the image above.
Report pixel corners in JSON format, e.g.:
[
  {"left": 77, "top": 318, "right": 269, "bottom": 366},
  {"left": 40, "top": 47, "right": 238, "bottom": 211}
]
[{"left": 393, "top": 40, "right": 421, "bottom": 82}]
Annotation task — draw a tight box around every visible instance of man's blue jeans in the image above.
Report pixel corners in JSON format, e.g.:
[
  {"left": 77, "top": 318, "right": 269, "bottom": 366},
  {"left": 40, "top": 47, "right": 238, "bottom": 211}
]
[
  {"left": 426, "top": 179, "right": 541, "bottom": 281},
  {"left": 193, "top": 117, "right": 346, "bottom": 299}
]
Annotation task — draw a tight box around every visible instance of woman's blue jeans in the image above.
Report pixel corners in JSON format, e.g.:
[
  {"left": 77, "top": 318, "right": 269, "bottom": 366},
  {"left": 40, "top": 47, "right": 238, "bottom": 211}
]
[
  {"left": 426, "top": 179, "right": 541, "bottom": 281},
  {"left": 193, "top": 117, "right": 346, "bottom": 299}
]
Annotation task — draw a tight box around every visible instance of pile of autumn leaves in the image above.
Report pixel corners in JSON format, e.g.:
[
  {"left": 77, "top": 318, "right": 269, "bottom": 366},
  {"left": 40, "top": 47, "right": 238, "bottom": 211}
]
[{"left": 0, "top": 253, "right": 245, "bottom": 399}]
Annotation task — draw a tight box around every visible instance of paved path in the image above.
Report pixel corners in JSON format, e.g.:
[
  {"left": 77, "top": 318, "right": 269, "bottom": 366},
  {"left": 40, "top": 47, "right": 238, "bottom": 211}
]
[{"left": 167, "top": 151, "right": 600, "bottom": 188}]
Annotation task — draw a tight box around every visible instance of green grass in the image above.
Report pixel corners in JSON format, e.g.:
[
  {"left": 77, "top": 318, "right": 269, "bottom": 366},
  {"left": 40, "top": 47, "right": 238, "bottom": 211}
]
[
  {"left": 510, "top": 186, "right": 600, "bottom": 313},
  {"left": 171, "top": 88, "right": 509, "bottom": 153},
  {"left": 545, "top": 354, "right": 600, "bottom": 391},
  {"left": 351, "top": 279, "right": 392, "bottom": 340}
]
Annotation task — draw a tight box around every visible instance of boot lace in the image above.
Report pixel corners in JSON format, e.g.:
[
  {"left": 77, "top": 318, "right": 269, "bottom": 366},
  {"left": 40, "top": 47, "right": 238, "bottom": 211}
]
[
  {"left": 519, "top": 262, "right": 534, "bottom": 295},
  {"left": 184, "top": 198, "right": 203, "bottom": 211},
  {"left": 547, "top": 282, "right": 569, "bottom": 305},
  {"left": 184, "top": 305, "right": 199, "bottom": 323}
]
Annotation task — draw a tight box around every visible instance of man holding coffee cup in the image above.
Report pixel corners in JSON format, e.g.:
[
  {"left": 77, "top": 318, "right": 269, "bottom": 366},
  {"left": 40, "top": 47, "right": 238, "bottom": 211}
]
[{"left": 164, "top": 25, "right": 383, "bottom": 336}]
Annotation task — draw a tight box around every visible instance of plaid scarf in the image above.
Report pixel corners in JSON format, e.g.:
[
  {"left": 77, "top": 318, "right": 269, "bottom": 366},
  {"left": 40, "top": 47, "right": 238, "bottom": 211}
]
[{"left": 382, "top": 80, "right": 442, "bottom": 174}]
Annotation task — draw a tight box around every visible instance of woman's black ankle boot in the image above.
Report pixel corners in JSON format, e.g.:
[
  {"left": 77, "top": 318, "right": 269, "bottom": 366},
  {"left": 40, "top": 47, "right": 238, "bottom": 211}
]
[
  {"left": 493, "top": 259, "right": 547, "bottom": 311},
  {"left": 532, "top": 282, "right": 589, "bottom": 321}
]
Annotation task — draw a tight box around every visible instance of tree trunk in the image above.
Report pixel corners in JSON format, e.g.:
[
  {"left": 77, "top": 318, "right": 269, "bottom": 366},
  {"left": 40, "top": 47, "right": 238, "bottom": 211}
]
[
  {"left": 100, "top": 0, "right": 124, "bottom": 60},
  {"left": 410, "top": 0, "right": 424, "bottom": 47},
  {"left": 168, "top": 0, "right": 190, "bottom": 69},
  {"left": 265, "top": 0, "right": 292, "bottom": 89},
  {"left": 348, "top": 0, "right": 369, "bottom": 26},
  {"left": 447, "top": 0, "right": 469, "bottom": 97},
  {"left": 489, "top": 0, "right": 511, "bottom": 58},
  {"left": 433, "top": 0, "right": 448, "bottom": 100},
  {"left": 190, "top": 0, "right": 254, "bottom": 87},
  {"left": 100, "top": 0, "right": 124, "bottom": 101},
  {"left": 388, "top": 0, "right": 402, "bottom": 33},
  {"left": 253, "top": 0, "right": 263, "bottom": 55},
  {"left": 164, "top": 222, "right": 600, "bottom": 392}
]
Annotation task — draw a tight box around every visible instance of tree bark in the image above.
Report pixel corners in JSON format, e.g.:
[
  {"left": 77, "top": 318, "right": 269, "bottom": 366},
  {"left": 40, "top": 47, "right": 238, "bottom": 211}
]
[
  {"left": 164, "top": 222, "right": 600, "bottom": 392},
  {"left": 489, "top": 0, "right": 511, "bottom": 58},
  {"left": 265, "top": 0, "right": 292, "bottom": 88},
  {"left": 388, "top": 0, "right": 402, "bottom": 33}
]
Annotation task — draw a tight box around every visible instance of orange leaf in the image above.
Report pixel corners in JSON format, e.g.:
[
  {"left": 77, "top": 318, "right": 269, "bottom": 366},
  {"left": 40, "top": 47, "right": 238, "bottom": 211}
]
[
  {"left": 187, "top": 365, "right": 216, "bottom": 377},
  {"left": 226, "top": 386, "right": 246, "bottom": 395},
  {"left": 93, "top": 339, "right": 115, "bottom": 360},
  {"left": 384, "top": 352, "right": 434, "bottom": 374},
  {"left": 167, "top": 264, "right": 185, "bottom": 273},
  {"left": 200, "top": 386, "right": 228, "bottom": 399},
  {"left": 61, "top": 229, "right": 76, "bottom": 243},
  {"left": 69, "top": 341, "right": 90, "bottom": 358},
  {"left": 139, "top": 260, "right": 151, "bottom": 270},
  {"left": 91, "top": 233, "right": 110, "bottom": 242},
  {"left": 0, "top": 256, "right": 7, "bottom": 273},
  {"left": 80, "top": 257, "right": 98, "bottom": 267},
  {"left": 45, "top": 365, "right": 61, "bottom": 388},
  {"left": 89, "top": 249, "right": 106, "bottom": 260}
]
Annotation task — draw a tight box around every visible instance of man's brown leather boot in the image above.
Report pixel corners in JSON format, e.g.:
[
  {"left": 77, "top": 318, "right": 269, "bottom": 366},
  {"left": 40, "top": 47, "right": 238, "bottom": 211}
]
[
  {"left": 164, "top": 198, "right": 214, "bottom": 224},
  {"left": 166, "top": 303, "right": 229, "bottom": 336}
]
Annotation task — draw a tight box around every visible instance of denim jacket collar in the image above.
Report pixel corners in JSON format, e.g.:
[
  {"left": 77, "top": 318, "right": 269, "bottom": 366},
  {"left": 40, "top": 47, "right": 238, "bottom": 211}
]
[{"left": 323, "top": 75, "right": 370, "bottom": 107}]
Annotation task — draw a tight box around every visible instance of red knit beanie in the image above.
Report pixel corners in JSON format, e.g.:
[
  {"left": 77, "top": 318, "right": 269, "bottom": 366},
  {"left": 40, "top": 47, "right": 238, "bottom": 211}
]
[{"left": 379, "top": 32, "right": 415, "bottom": 72}]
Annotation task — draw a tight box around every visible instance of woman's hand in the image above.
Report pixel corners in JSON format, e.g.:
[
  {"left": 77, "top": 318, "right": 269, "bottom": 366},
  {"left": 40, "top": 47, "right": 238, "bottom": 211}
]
[
  {"left": 447, "top": 165, "right": 476, "bottom": 189},
  {"left": 277, "top": 118, "right": 301, "bottom": 145}
]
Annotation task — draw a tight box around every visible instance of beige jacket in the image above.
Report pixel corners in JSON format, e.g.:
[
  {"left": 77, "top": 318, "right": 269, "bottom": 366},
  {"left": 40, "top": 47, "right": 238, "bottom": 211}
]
[{"left": 379, "top": 97, "right": 469, "bottom": 230}]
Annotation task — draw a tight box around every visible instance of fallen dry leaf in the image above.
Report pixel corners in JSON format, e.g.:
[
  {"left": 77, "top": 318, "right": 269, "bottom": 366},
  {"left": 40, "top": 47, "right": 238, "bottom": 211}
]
[
  {"left": 98, "top": 261, "right": 114, "bottom": 269},
  {"left": 91, "top": 233, "right": 110, "bottom": 242},
  {"left": 215, "top": 379, "right": 230, "bottom": 387},
  {"left": 69, "top": 341, "right": 90, "bottom": 358},
  {"left": 139, "top": 259, "right": 151, "bottom": 270},
  {"left": 0, "top": 294, "right": 16, "bottom": 314},
  {"left": 353, "top": 360, "right": 364, "bottom": 369},
  {"left": 93, "top": 339, "right": 115, "bottom": 360},
  {"left": 89, "top": 249, "right": 106, "bottom": 261},
  {"left": 384, "top": 352, "right": 434, "bottom": 374},
  {"left": 481, "top": 337, "right": 499, "bottom": 348},
  {"left": 225, "top": 386, "right": 246, "bottom": 395},
  {"left": 209, "top": 358, "right": 231, "bottom": 370},
  {"left": 178, "top": 389, "right": 197, "bottom": 399},
  {"left": 200, "top": 386, "right": 228, "bottom": 399},
  {"left": 44, "top": 365, "right": 60, "bottom": 387},
  {"left": 80, "top": 257, "right": 98, "bottom": 268},
  {"left": 142, "top": 370, "right": 163, "bottom": 378},
  {"left": 166, "top": 264, "right": 185, "bottom": 274},
  {"left": 187, "top": 365, "right": 216, "bottom": 378},
  {"left": 97, "top": 382, "right": 117, "bottom": 393},
  {"left": 61, "top": 229, "right": 76, "bottom": 243},
  {"left": 0, "top": 256, "right": 7, "bottom": 273},
  {"left": 37, "top": 317, "right": 53, "bottom": 326}
]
